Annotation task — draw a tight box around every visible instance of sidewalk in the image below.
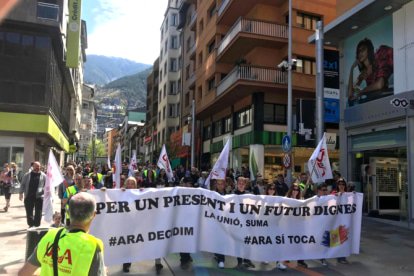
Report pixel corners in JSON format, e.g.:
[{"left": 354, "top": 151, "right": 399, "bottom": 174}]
[{"left": 1, "top": 194, "right": 414, "bottom": 275}]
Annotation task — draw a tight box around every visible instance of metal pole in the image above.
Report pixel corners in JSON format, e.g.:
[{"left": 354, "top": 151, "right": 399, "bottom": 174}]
[
  {"left": 316, "top": 20, "right": 325, "bottom": 143},
  {"left": 286, "top": 0, "right": 292, "bottom": 185},
  {"left": 190, "top": 99, "right": 195, "bottom": 168}
]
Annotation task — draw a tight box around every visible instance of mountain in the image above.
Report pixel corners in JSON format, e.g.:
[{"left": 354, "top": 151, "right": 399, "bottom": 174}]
[
  {"left": 94, "top": 67, "right": 152, "bottom": 109},
  {"left": 83, "top": 55, "right": 151, "bottom": 86}
]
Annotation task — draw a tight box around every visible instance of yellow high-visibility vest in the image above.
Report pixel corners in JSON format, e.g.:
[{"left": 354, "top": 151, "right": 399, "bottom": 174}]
[
  {"left": 65, "top": 186, "right": 79, "bottom": 220},
  {"left": 36, "top": 227, "right": 103, "bottom": 276}
]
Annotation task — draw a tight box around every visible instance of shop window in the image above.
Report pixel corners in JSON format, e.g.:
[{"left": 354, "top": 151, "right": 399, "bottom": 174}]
[
  {"left": 224, "top": 116, "right": 232, "bottom": 133},
  {"left": 203, "top": 125, "right": 212, "bottom": 140},
  {"left": 213, "top": 119, "right": 223, "bottom": 137},
  {"left": 236, "top": 108, "right": 252, "bottom": 129}
]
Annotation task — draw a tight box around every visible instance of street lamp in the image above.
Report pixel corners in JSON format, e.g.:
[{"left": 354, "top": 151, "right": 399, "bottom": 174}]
[
  {"left": 286, "top": 0, "right": 293, "bottom": 185},
  {"left": 188, "top": 99, "right": 195, "bottom": 168}
]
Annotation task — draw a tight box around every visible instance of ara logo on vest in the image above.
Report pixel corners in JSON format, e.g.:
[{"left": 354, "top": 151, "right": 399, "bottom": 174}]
[{"left": 45, "top": 243, "right": 73, "bottom": 265}]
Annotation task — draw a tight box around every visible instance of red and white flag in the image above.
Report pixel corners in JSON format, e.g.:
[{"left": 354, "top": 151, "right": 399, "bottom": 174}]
[
  {"left": 205, "top": 138, "right": 230, "bottom": 189},
  {"left": 308, "top": 133, "right": 333, "bottom": 183},
  {"left": 43, "top": 150, "right": 64, "bottom": 223},
  {"left": 157, "top": 144, "right": 173, "bottom": 181},
  {"left": 113, "top": 143, "right": 122, "bottom": 188}
]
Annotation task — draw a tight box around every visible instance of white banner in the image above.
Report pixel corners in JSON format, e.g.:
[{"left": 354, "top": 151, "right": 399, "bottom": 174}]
[
  {"left": 89, "top": 188, "right": 362, "bottom": 266},
  {"left": 129, "top": 150, "right": 137, "bottom": 177},
  {"left": 43, "top": 150, "right": 64, "bottom": 222}
]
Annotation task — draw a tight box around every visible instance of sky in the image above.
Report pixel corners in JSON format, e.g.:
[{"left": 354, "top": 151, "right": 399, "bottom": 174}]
[{"left": 82, "top": 0, "right": 168, "bottom": 65}]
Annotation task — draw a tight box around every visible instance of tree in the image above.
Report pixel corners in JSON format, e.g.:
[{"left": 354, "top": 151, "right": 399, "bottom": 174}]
[{"left": 87, "top": 139, "right": 106, "bottom": 162}]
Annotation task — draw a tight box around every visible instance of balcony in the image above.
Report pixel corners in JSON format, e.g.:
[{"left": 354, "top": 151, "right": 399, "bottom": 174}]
[
  {"left": 217, "top": 17, "right": 288, "bottom": 63},
  {"left": 217, "top": 0, "right": 284, "bottom": 25},
  {"left": 216, "top": 65, "right": 287, "bottom": 97}
]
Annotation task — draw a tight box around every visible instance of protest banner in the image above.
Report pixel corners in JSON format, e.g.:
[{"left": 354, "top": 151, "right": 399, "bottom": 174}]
[{"left": 89, "top": 188, "right": 362, "bottom": 266}]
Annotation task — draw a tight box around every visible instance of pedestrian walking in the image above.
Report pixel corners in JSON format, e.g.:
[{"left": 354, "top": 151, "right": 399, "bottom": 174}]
[{"left": 19, "top": 161, "right": 46, "bottom": 228}]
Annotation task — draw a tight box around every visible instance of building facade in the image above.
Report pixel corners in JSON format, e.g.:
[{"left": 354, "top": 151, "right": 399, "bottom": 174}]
[
  {"left": 77, "top": 84, "right": 96, "bottom": 162},
  {"left": 0, "top": 0, "right": 86, "bottom": 170},
  {"left": 176, "top": 0, "right": 339, "bottom": 177},
  {"left": 157, "top": 0, "right": 182, "bottom": 150},
  {"left": 322, "top": 0, "right": 414, "bottom": 227},
  {"left": 144, "top": 58, "right": 160, "bottom": 163}
]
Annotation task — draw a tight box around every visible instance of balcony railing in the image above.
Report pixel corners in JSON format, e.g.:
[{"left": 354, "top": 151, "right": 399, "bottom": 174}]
[
  {"left": 217, "top": 17, "right": 288, "bottom": 56},
  {"left": 216, "top": 65, "right": 287, "bottom": 96},
  {"left": 218, "top": 0, "right": 230, "bottom": 17}
]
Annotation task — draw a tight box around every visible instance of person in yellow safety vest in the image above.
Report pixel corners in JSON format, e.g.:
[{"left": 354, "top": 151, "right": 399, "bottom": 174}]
[
  {"left": 18, "top": 192, "right": 106, "bottom": 276},
  {"left": 62, "top": 174, "right": 85, "bottom": 226},
  {"left": 143, "top": 166, "right": 157, "bottom": 188},
  {"left": 89, "top": 166, "right": 103, "bottom": 189}
]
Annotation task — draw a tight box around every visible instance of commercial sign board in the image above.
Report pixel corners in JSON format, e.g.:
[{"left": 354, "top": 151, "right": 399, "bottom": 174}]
[
  {"left": 66, "top": 0, "right": 82, "bottom": 68},
  {"left": 324, "top": 49, "right": 340, "bottom": 123}
]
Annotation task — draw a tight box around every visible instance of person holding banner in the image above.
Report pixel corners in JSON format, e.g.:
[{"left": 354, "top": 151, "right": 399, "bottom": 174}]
[
  {"left": 58, "top": 165, "right": 75, "bottom": 223},
  {"left": 179, "top": 177, "right": 194, "bottom": 269},
  {"left": 18, "top": 192, "right": 106, "bottom": 276},
  {"left": 214, "top": 179, "right": 228, "bottom": 269},
  {"left": 286, "top": 183, "right": 309, "bottom": 268},
  {"left": 265, "top": 183, "right": 288, "bottom": 270},
  {"left": 234, "top": 177, "right": 256, "bottom": 269},
  {"left": 333, "top": 178, "right": 350, "bottom": 265}
]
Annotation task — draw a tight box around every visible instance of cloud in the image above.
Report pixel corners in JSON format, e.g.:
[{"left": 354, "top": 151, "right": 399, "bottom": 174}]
[{"left": 85, "top": 0, "right": 167, "bottom": 64}]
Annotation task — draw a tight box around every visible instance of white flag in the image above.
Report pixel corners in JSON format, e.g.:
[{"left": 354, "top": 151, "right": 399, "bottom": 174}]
[
  {"left": 308, "top": 133, "right": 333, "bottom": 183},
  {"left": 157, "top": 144, "right": 173, "bottom": 181},
  {"left": 129, "top": 150, "right": 137, "bottom": 177},
  {"left": 205, "top": 138, "right": 230, "bottom": 189},
  {"left": 43, "top": 150, "right": 64, "bottom": 223},
  {"left": 114, "top": 143, "right": 122, "bottom": 188},
  {"left": 107, "top": 155, "right": 111, "bottom": 173}
]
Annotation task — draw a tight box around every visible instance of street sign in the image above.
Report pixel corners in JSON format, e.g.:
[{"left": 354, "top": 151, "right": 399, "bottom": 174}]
[
  {"left": 282, "top": 153, "right": 291, "bottom": 169},
  {"left": 282, "top": 135, "right": 291, "bottom": 152}
]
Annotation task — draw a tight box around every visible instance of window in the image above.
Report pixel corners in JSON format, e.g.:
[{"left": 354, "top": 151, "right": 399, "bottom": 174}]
[
  {"left": 171, "top": 13, "right": 178, "bottom": 26},
  {"left": 169, "top": 58, "right": 177, "bottom": 72},
  {"left": 171, "top": 35, "right": 178, "bottom": 49},
  {"left": 162, "top": 128, "right": 165, "bottom": 144},
  {"left": 236, "top": 108, "right": 252, "bottom": 128},
  {"left": 158, "top": 111, "right": 161, "bottom": 123},
  {"left": 203, "top": 125, "right": 212, "bottom": 140},
  {"left": 208, "top": 3, "right": 216, "bottom": 18},
  {"left": 163, "top": 106, "right": 166, "bottom": 120},
  {"left": 82, "top": 102, "right": 89, "bottom": 109},
  {"left": 296, "top": 12, "right": 321, "bottom": 30},
  {"left": 169, "top": 81, "right": 177, "bottom": 94},
  {"left": 176, "top": 103, "right": 180, "bottom": 117},
  {"left": 207, "top": 39, "right": 215, "bottom": 54},
  {"left": 177, "top": 79, "right": 181, "bottom": 93},
  {"left": 159, "top": 90, "right": 162, "bottom": 102},
  {"left": 263, "top": 104, "right": 287, "bottom": 124},
  {"left": 213, "top": 120, "right": 223, "bottom": 137},
  {"left": 164, "top": 39, "right": 168, "bottom": 53},
  {"left": 168, "top": 104, "right": 176, "bottom": 117},
  {"left": 164, "top": 62, "right": 167, "bottom": 75},
  {"left": 197, "top": 86, "right": 202, "bottom": 102},
  {"left": 185, "top": 65, "right": 190, "bottom": 80},
  {"left": 295, "top": 57, "right": 316, "bottom": 75},
  {"left": 178, "top": 56, "right": 182, "bottom": 69},
  {"left": 37, "top": 2, "right": 59, "bottom": 21},
  {"left": 198, "top": 52, "right": 203, "bottom": 67},
  {"left": 224, "top": 116, "right": 232, "bottom": 133},
  {"left": 207, "top": 77, "right": 215, "bottom": 91},
  {"left": 186, "top": 37, "right": 192, "bottom": 52},
  {"left": 199, "top": 19, "right": 204, "bottom": 32},
  {"left": 163, "top": 84, "right": 167, "bottom": 98},
  {"left": 185, "top": 92, "right": 190, "bottom": 107}
]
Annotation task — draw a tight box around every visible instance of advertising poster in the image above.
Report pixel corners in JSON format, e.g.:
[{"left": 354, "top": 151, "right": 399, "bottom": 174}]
[{"left": 343, "top": 15, "right": 394, "bottom": 106}]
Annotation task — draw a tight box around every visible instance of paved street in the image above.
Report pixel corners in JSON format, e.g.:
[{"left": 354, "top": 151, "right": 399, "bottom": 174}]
[{"left": 1, "top": 194, "right": 414, "bottom": 275}]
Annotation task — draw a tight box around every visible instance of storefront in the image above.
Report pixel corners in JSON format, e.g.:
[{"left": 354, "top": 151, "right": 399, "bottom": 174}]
[{"left": 322, "top": 0, "right": 414, "bottom": 227}]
